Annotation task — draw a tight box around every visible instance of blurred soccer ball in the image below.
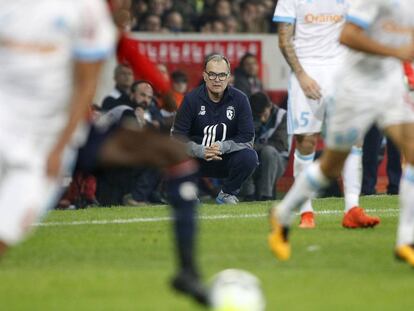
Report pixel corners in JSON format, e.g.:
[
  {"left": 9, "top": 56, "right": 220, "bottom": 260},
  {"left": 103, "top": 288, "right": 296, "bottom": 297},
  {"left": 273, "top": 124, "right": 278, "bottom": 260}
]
[{"left": 209, "top": 269, "right": 266, "bottom": 311}]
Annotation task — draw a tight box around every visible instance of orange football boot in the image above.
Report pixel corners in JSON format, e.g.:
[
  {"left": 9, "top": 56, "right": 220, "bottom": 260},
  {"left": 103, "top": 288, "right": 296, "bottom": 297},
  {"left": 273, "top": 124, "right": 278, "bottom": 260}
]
[
  {"left": 299, "top": 211, "right": 316, "bottom": 229},
  {"left": 342, "top": 207, "right": 380, "bottom": 228}
]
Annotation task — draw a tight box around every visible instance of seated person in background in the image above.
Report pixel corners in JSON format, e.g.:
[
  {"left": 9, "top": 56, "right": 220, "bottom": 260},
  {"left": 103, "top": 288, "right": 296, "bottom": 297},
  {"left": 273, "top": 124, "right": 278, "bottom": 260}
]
[
  {"left": 171, "top": 70, "right": 189, "bottom": 109},
  {"left": 130, "top": 80, "right": 165, "bottom": 130},
  {"left": 101, "top": 64, "right": 134, "bottom": 111},
  {"left": 241, "top": 92, "right": 289, "bottom": 201},
  {"left": 172, "top": 54, "right": 258, "bottom": 204},
  {"left": 160, "top": 70, "right": 189, "bottom": 129},
  {"left": 233, "top": 52, "right": 263, "bottom": 97},
  {"left": 58, "top": 171, "right": 99, "bottom": 209},
  {"left": 163, "top": 10, "right": 185, "bottom": 33},
  {"left": 96, "top": 80, "right": 165, "bottom": 206}
]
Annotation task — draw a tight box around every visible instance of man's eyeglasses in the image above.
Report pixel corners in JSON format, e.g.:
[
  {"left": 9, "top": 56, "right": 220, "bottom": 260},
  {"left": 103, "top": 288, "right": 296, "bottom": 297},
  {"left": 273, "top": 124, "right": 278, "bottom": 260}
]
[{"left": 205, "top": 71, "right": 229, "bottom": 81}]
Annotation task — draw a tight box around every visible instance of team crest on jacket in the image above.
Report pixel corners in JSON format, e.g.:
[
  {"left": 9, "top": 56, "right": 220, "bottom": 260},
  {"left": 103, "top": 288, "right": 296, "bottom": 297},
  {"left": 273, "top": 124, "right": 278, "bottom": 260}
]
[{"left": 226, "top": 106, "right": 235, "bottom": 120}]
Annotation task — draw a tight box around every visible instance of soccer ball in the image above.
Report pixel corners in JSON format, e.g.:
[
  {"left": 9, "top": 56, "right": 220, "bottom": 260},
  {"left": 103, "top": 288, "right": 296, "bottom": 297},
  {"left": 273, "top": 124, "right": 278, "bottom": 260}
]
[{"left": 209, "top": 269, "right": 266, "bottom": 311}]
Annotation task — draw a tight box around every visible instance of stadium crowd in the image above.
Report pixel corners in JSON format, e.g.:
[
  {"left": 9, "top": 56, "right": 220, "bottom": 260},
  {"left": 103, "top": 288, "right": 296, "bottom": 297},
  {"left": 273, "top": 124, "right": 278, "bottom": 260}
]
[{"left": 126, "top": 0, "right": 278, "bottom": 33}]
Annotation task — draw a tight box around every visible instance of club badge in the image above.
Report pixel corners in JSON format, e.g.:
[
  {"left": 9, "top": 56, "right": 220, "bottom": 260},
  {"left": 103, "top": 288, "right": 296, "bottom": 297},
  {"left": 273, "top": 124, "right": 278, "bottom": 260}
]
[{"left": 226, "top": 106, "right": 235, "bottom": 120}]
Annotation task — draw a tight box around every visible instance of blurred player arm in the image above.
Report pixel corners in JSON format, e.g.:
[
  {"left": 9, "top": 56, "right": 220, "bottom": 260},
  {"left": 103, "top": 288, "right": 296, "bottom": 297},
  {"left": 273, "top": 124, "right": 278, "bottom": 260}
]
[
  {"left": 111, "top": 1, "right": 177, "bottom": 111},
  {"left": 117, "top": 35, "right": 176, "bottom": 111},
  {"left": 46, "top": 60, "right": 104, "bottom": 178},
  {"left": 278, "top": 22, "right": 321, "bottom": 100},
  {"left": 109, "top": 0, "right": 132, "bottom": 32},
  {"left": 340, "top": 23, "right": 414, "bottom": 62}
]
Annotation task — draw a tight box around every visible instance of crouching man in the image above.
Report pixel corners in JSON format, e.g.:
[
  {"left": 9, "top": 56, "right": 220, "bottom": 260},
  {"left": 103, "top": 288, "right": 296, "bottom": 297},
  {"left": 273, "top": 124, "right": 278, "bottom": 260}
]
[{"left": 172, "top": 54, "right": 258, "bottom": 204}]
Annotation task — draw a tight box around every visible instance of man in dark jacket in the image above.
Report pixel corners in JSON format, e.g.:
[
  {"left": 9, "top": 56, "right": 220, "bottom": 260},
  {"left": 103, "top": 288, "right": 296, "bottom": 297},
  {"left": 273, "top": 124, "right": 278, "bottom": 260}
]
[
  {"left": 172, "top": 54, "right": 258, "bottom": 204},
  {"left": 101, "top": 64, "right": 134, "bottom": 111},
  {"left": 242, "top": 92, "right": 289, "bottom": 201}
]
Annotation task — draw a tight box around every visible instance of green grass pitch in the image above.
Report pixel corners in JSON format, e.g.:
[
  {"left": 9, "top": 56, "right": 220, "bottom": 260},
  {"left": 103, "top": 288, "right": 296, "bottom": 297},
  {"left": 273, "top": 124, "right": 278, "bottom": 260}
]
[{"left": 0, "top": 195, "right": 413, "bottom": 311}]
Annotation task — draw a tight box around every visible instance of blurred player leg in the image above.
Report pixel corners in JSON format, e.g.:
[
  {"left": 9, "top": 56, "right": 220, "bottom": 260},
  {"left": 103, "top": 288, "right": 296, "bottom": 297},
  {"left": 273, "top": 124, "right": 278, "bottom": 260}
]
[
  {"left": 268, "top": 207, "right": 291, "bottom": 261},
  {"left": 0, "top": 159, "right": 60, "bottom": 257},
  {"left": 269, "top": 152, "right": 341, "bottom": 260},
  {"left": 165, "top": 161, "right": 209, "bottom": 306},
  {"left": 89, "top": 126, "right": 209, "bottom": 305},
  {"left": 387, "top": 123, "right": 414, "bottom": 266},
  {"left": 395, "top": 164, "right": 414, "bottom": 266},
  {"left": 342, "top": 145, "right": 381, "bottom": 228}
]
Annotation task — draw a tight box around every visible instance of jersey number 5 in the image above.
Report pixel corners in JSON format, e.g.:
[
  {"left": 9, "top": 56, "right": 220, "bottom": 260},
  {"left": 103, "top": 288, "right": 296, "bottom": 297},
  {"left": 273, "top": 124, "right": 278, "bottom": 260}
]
[{"left": 299, "top": 112, "right": 310, "bottom": 127}]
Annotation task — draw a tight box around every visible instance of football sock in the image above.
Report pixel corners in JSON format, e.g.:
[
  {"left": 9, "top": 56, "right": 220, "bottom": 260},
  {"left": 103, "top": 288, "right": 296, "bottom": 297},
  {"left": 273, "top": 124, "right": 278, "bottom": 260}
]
[
  {"left": 278, "top": 161, "right": 330, "bottom": 226},
  {"left": 342, "top": 146, "right": 362, "bottom": 212},
  {"left": 165, "top": 159, "right": 199, "bottom": 274},
  {"left": 294, "top": 150, "right": 315, "bottom": 214},
  {"left": 396, "top": 164, "right": 414, "bottom": 246}
]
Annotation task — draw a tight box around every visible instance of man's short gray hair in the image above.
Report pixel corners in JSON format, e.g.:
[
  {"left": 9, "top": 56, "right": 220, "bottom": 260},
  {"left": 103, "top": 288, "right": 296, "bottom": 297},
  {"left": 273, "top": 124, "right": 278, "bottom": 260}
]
[{"left": 203, "top": 54, "right": 231, "bottom": 72}]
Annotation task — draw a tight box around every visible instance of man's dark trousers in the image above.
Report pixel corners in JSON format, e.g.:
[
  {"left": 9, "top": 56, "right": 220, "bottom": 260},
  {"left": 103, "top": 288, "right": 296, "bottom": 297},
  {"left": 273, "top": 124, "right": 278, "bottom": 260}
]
[
  {"left": 197, "top": 149, "right": 258, "bottom": 195},
  {"left": 362, "top": 125, "right": 401, "bottom": 195}
]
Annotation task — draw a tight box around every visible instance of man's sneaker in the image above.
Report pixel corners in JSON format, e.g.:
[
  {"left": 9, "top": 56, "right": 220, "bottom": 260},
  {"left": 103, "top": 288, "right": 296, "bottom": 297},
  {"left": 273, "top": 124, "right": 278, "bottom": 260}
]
[
  {"left": 395, "top": 245, "right": 414, "bottom": 267},
  {"left": 122, "top": 194, "right": 146, "bottom": 207},
  {"left": 342, "top": 206, "right": 380, "bottom": 228},
  {"left": 171, "top": 271, "right": 210, "bottom": 306},
  {"left": 299, "top": 212, "right": 316, "bottom": 229},
  {"left": 216, "top": 190, "right": 239, "bottom": 205},
  {"left": 268, "top": 206, "right": 291, "bottom": 261}
]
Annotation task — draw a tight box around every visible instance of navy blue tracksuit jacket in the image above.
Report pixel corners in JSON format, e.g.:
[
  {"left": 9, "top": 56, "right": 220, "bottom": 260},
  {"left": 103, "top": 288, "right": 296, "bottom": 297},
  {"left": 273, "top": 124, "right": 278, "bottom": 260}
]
[{"left": 172, "top": 84, "right": 255, "bottom": 156}]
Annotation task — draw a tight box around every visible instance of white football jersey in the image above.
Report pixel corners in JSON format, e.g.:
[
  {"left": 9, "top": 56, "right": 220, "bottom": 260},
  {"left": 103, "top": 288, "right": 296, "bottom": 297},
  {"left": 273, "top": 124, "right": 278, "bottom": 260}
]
[
  {"left": 340, "top": 0, "right": 414, "bottom": 84},
  {"left": 0, "top": 0, "right": 116, "bottom": 138},
  {"left": 273, "top": 0, "right": 348, "bottom": 65}
]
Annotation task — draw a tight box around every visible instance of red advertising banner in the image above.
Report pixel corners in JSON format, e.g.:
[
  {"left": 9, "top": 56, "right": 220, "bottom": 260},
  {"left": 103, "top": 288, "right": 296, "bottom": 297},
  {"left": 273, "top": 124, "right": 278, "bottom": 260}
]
[{"left": 136, "top": 40, "right": 262, "bottom": 89}]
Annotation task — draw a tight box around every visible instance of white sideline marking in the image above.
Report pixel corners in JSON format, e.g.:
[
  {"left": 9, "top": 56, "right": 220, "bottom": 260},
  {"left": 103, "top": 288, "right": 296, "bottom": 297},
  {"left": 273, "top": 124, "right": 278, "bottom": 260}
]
[{"left": 36, "top": 208, "right": 399, "bottom": 227}]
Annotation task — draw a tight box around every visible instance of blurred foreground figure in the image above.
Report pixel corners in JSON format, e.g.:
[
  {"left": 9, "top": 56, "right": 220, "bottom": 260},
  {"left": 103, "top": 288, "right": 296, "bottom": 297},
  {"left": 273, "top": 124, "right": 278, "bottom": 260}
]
[
  {"left": 0, "top": 0, "right": 115, "bottom": 255},
  {"left": 0, "top": 0, "right": 209, "bottom": 306},
  {"left": 269, "top": 0, "right": 414, "bottom": 266},
  {"left": 107, "top": 1, "right": 209, "bottom": 304}
]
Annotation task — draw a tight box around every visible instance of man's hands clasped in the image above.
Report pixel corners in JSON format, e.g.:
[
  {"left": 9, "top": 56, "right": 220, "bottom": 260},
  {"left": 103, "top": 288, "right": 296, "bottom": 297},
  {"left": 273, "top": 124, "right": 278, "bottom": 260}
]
[{"left": 204, "top": 142, "right": 222, "bottom": 161}]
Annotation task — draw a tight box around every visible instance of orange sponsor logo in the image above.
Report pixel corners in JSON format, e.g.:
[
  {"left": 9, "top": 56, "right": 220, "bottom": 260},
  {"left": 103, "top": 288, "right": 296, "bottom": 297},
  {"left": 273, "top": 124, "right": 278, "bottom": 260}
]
[
  {"left": 304, "top": 14, "right": 343, "bottom": 24},
  {"left": 382, "top": 21, "right": 413, "bottom": 34},
  {"left": 0, "top": 38, "right": 58, "bottom": 53}
]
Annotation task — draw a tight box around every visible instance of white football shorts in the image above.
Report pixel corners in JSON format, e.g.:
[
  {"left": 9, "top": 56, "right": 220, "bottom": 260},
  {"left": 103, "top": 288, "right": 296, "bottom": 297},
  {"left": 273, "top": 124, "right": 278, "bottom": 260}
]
[
  {"left": 287, "top": 63, "right": 341, "bottom": 135},
  {"left": 0, "top": 132, "right": 75, "bottom": 245},
  {"left": 326, "top": 70, "right": 414, "bottom": 151}
]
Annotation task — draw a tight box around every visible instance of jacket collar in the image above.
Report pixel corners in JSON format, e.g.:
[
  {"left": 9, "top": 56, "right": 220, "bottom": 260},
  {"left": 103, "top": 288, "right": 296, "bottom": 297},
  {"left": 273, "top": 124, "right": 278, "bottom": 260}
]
[{"left": 196, "top": 83, "right": 234, "bottom": 105}]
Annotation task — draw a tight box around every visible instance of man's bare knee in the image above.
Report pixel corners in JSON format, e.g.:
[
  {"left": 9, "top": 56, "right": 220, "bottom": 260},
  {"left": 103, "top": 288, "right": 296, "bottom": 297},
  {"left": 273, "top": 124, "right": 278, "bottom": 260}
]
[
  {"left": 319, "top": 149, "right": 349, "bottom": 179},
  {"left": 295, "top": 134, "right": 318, "bottom": 155},
  {"left": 403, "top": 144, "right": 414, "bottom": 165}
]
